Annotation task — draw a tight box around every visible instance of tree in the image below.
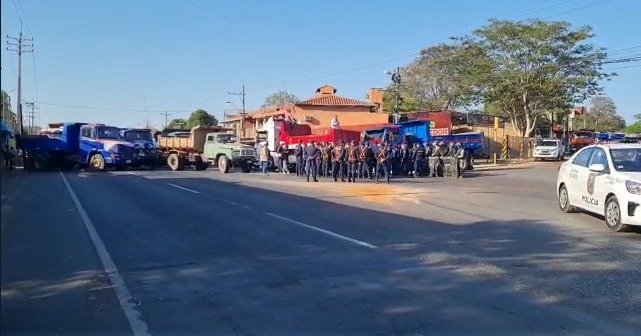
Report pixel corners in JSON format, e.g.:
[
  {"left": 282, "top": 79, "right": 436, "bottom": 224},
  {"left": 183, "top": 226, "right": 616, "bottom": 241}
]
[
  {"left": 454, "top": 19, "right": 611, "bottom": 137},
  {"left": 263, "top": 91, "right": 299, "bottom": 107},
  {"left": 383, "top": 43, "right": 482, "bottom": 114},
  {"left": 580, "top": 96, "right": 626, "bottom": 132},
  {"left": 623, "top": 113, "right": 641, "bottom": 133},
  {"left": 1, "top": 89, "right": 16, "bottom": 127},
  {"left": 167, "top": 118, "right": 187, "bottom": 129},
  {"left": 186, "top": 109, "right": 218, "bottom": 129}
]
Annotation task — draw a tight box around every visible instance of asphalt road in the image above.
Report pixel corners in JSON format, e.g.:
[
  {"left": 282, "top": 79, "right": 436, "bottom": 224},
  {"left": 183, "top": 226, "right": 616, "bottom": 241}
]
[{"left": 1, "top": 162, "right": 640, "bottom": 335}]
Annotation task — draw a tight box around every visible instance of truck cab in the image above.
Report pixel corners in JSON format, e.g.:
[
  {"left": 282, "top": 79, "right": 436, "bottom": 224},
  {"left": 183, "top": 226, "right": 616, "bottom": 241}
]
[
  {"left": 120, "top": 128, "right": 159, "bottom": 168},
  {"left": 203, "top": 132, "right": 256, "bottom": 173},
  {"left": 79, "top": 124, "right": 139, "bottom": 170}
]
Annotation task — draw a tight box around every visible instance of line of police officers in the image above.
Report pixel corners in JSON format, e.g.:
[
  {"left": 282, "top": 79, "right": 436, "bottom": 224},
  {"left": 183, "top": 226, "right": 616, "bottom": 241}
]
[{"left": 285, "top": 140, "right": 467, "bottom": 183}]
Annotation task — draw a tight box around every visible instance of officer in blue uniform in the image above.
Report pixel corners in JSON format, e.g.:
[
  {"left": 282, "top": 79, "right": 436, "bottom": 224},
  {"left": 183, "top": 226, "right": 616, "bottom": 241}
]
[{"left": 304, "top": 140, "right": 320, "bottom": 182}]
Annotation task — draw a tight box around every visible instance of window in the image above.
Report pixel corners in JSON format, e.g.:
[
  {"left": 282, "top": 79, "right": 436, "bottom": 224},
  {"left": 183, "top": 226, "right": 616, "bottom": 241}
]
[
  {"left": 587, "top": 148, "right": 608, "bottom": 169},
  {"left": 610, "top": 148, "right": 641, "bottom": 172},
  {"left": 572, "top": 148, "right": 594, "bottom": 167},
  {"left": 81, "top": 127, "right": 92, "bottom": 138},
  {"left": 540, "top": 140, "right": 559, "bottom": 147},
  {"left": 207, "top": 135, "right": 214, "bottom": 142}
]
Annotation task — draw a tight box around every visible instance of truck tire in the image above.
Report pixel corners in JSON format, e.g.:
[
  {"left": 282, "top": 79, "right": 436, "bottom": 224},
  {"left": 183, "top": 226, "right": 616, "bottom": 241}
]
[
  {"left": 218, "top": 155, "right": 230, "bottom": 173},
  {"left": 167, "top": 153, "right": 184, "bottom": 171},
  {"left": 194, "top": 157, "right": 208, "bottom": 171},
  {"left": 241, "top": 164, "right": 252, "bottom": 173},
  {"left": 33, "top": 152, "right": 51, "bottom": 171},
  {"left": 89, "top": 153, "right": 106, "bottom": 171}
]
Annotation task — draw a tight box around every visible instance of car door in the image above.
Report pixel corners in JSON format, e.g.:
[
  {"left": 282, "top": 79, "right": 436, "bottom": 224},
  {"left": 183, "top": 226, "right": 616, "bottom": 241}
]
[
  {"left": 583, "top": 147, "right": 613, "bottom": 215},
  {"left": 566, "top": 147, "right": 594, "bottom": 207}
]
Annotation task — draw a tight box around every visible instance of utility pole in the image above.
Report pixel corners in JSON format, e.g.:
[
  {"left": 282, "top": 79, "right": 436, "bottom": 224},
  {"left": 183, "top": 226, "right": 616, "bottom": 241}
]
[
  {"left": 161, "top": 111, "right": 172, "bottom": 128},
  {"left": 386, "top": 67, "right": 402, "bottom": 124},
  {"left": 6, "top": 21, "right": 33, "bottom": 135},
  {"left": 24, "top": 100, "right": 38, "bottom": 134},
  {"left": 228, "top": 85, "right": 246, "bottom": 139}
]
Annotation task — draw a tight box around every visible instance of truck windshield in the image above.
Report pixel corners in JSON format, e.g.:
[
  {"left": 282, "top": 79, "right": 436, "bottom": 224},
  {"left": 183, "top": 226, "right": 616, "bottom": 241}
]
[
  {"left": 364, "top": 130, "right": 385, "bottom": 142},
  {"left": 124, "top": 131, "right": 152, "bottom": 142},
  {"left": 96, "top": 126, "right": 121, "bottom": 140},
  {"left": 217, "top": 134, "right": 238, "bottom": 144},
  {"left": 610, "top": 148, "right": 641, "bottom": 172}
]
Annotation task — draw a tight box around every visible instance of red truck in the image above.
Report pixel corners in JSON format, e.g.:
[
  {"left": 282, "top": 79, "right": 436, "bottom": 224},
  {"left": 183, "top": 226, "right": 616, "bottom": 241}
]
[{"left": 569, "top": 130, "right": 596, "bottom": 154}]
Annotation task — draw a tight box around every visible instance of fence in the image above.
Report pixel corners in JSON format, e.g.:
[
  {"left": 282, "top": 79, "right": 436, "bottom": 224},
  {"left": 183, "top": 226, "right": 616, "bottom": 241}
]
[{"left": 480, "top": 134, "right": 534, "bottom": 161}]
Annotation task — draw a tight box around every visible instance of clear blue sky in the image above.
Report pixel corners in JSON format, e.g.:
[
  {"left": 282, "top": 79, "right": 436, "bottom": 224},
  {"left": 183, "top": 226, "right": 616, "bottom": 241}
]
[{"left": 1, "top": 0, "right": 640, "bottom": 129}]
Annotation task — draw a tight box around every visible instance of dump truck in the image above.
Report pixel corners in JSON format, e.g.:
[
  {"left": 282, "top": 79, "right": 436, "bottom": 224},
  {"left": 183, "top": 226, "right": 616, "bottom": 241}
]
[{"left": 157, "top": 126, "right": 257, "bottom": 173}]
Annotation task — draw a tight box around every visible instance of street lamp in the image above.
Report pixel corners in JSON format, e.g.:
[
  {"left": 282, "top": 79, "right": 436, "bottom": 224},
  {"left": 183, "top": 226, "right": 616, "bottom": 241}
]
[{"left": 384, "top": 67, "right": 402, "bottom": 123}]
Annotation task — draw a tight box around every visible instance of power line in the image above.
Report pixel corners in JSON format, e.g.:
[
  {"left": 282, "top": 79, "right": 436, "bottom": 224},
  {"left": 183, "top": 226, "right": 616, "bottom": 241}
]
[
  {"left": 33, "top": 101, "right": 226, "bottom": 114},
  {"left": 161, "top": 111, "right": 172, "bottom": 128},
  {"left": 251, "top": 0, "right": 615, "bottom": 92}
]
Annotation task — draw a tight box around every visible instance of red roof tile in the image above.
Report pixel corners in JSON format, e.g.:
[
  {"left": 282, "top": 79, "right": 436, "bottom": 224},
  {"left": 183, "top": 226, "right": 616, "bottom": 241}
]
[{"left": 296, "top": 95, "right": 373, "bottom": 107}]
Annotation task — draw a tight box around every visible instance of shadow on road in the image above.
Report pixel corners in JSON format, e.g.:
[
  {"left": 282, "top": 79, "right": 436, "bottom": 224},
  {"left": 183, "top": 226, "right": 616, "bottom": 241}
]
[{"left": 2, "top": 171, "right": 640, "bottom": 335}]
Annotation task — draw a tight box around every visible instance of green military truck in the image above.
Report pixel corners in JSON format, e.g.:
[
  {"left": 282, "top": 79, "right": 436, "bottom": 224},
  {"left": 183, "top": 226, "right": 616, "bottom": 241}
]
[{"left": 157, "top": 126, "right": 256, "bottom": 173}]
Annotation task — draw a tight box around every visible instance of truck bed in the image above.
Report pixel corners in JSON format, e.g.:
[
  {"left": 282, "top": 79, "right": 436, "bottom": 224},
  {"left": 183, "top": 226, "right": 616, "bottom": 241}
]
[
  {"left": 157, "top": 126, "right": 229, "bottom": 152},
  {"left": 17, "top": 135, "right": 70, "bottom": 152}
]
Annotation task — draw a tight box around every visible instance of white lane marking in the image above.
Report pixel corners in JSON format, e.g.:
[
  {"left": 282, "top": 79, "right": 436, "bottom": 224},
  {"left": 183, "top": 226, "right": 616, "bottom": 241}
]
[
  {"left": 167, "top": 183, "right": 200, "bottom": 194},
  {"left": 59, "top": 172, "right": 150, "bottom": 336},
  {"left": 265, "top": 212, "right": 378, "bottom": 249},
  {"left": 127, "top": 172, "right": 137, "bottom": 176},
  {"left": 241, "top": 205, "right": 252, "bottom": 210}
]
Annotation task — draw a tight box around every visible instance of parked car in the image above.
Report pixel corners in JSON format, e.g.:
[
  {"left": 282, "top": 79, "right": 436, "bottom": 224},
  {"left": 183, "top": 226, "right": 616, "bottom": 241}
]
[
  {"left": 533, "top": 139, "right": 565, "bottom": 161},
  {"left": 556, "top": 143, "right": 641, "bottom": 232}
]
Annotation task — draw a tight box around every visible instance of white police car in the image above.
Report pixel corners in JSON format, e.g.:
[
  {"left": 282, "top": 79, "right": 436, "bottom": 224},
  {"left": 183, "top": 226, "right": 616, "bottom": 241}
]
[{"left": 557, "top": 143, "right": 641, "bottom": 232}]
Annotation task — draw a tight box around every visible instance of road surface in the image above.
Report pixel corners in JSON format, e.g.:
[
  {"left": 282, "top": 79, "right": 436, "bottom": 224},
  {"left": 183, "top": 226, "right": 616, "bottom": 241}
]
[{"left": 2, "top": 162, "right": 639, "bottom": 335}]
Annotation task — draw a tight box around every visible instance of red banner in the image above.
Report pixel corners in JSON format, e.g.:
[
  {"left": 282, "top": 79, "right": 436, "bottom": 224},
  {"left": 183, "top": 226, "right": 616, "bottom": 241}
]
[{"left": 431, "top": 128, "right": 450, "bottom": 136}]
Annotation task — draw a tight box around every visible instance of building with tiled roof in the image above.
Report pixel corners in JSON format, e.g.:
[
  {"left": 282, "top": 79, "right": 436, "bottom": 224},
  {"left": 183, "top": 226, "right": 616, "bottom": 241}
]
[{"left": 222, "top": 84, "right": 389, "bottom": 141}]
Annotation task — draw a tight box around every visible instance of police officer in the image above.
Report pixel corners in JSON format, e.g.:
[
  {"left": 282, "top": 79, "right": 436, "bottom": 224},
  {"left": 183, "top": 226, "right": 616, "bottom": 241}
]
[
  {"left": 400, "top": 143, "right": 410, "bottom": 176},
  {"left": 294, "top": 140, "right": 304, "bottom": 176},
  {"left": 347, "top": 140, "right": 359, "bottom": 182},
  {"left": 304, "top": 140, "right": 320, "bottom": 182},
  {"left": 332, "top": 141, "right": 346, "bottom": 182},
  {"left": 454, "top": 142, "right": 466, "bottom": 178},
  {"left": 413, "top": 142, "right": 426, "bottom": 178},
  {"left": 321, "top": 142, "right": 331, "bottom": 178},
  {"left": 316, "top": 141, "right": 323, "bottom": 178},
  {"left": 376, "top": 141, "right": 391, "bottom": 184},
  {"left": 358, "top": 142, "right": 370, "bottom": 180}
]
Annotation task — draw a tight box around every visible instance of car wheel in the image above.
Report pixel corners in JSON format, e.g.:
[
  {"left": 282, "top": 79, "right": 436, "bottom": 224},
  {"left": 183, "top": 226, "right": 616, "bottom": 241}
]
[
  {"left": 604, "top": 196, "right": 626, "bottom": 232},
  {"left": 558, "top": 185, "right": 575, "bottom": 213}
]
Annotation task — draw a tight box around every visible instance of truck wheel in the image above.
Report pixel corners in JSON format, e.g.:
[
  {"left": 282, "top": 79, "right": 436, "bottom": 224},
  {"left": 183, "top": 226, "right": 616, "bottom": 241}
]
[
  {"left": 218, "top": 155, "right": 230, "bottom": 173},
  {"left": 167, "top": 153, "right": 184, "bottom": 171},
  {"left": 33, "top": 152, "right": 51, "bottom": 171},
  {"left": 89, "top": 153, "right": 106, "bottom": 171},
  {"left": 194, "top": 157, "right": 208, "bottom": 171},
  {"left": 241, "top": 164, "right": 252, "bottom": 173}
]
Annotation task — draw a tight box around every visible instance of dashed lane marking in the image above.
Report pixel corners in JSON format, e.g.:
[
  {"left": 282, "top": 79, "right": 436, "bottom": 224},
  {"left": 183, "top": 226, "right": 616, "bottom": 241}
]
[
  {"left": 59, "top": 172, "right": 151, "bottom": 336},
  {"left": 265, "top": 212, "right": 378, "bottom": 249},
  {"left": 167, "top": 183, "right": 200, "bottom": 194}
]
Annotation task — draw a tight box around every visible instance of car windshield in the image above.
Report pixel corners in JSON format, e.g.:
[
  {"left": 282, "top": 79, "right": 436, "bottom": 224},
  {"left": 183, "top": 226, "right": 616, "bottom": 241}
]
[
  {"left": 609, "top": 148, "right": 641, "bottom": 172},
  {"left": 217, "top": 134, "right": 238, "bottom": 144},
  {"left": 573, "top": 132, "right": 593, "bottom": 138},
  {"left": 96, "top": 126, "right": 121, "bottom": 140},
  {"left": 540, "top": 141, "right": 558, "bottom": 147},
  {"left": 124, "top": 131, "right": 152, "bottom": 142}
]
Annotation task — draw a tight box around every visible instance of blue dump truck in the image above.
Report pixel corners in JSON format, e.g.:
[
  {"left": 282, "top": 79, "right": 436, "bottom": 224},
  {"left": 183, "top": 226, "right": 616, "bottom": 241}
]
[
  {"left": 364, "top": 120, "right": 483, "bottom": 171},
  {"left": 119, "top": 128, "right": 159, "bottom": 168},
  {"left": 17, "top": 122, "right": 147, "bottom": 171},
  {"left": 364, "top": 120, "right": 483, "bottom": 150}
]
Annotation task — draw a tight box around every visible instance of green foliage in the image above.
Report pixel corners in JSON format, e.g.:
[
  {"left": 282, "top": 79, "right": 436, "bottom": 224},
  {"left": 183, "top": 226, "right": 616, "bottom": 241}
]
[
  {"left": 623, "top": 122, "right": 641, "bottom": 134},
  {"left": 263, "top": 91, "right": 299, "bottom": 108},
  {"left": 167, "top": 118, "right": 187, "bottom": 129},
  {"left": 1, "top": 89, "right": 16, "bottom": 126},
  {"left": 464, "top": 19, "right": 612, "bottom": 137},
  {"left": 186, "top": 109, "right": 218, "bottom": 129}
]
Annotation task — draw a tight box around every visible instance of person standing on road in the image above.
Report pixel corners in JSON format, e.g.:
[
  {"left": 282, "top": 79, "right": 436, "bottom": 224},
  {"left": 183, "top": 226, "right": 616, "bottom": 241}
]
[
  {"left": 358, "top": 142, "right": 370, "bottom": 180},
  {"left": 277, "top": 141, "right": 290, "bottom": 175},
  {"left": 455, "top": 142, "right": 466, "bottom": 178},
  {"left": 316, "top": 142, "right": 323, "bottom": 178},
  {"left": 347, "top": 140, "right": 359, "bottom": 183},
  {"left": 304, "top": 140, "right": 319, "bottom": 182},
  {"left": 259, "top": 142, "right": 271, "bottom": 176},
  {"left": 321, "top": 142, "right": 331, "bottom": 178},
  {"left": 294, "top": 140, "right": 303, "bottom": 177},
  {"left": 376, "top": 141, "right": 391, "bottom": 184},
  {"left": 413, "top": 142, "right": 426, "bottom": 178},
  {"left": 332, "top": 141, "right": 346, "bottom": 182},
  {"left": 400, "top": 143, "right": 410, "bottom": 176}
]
